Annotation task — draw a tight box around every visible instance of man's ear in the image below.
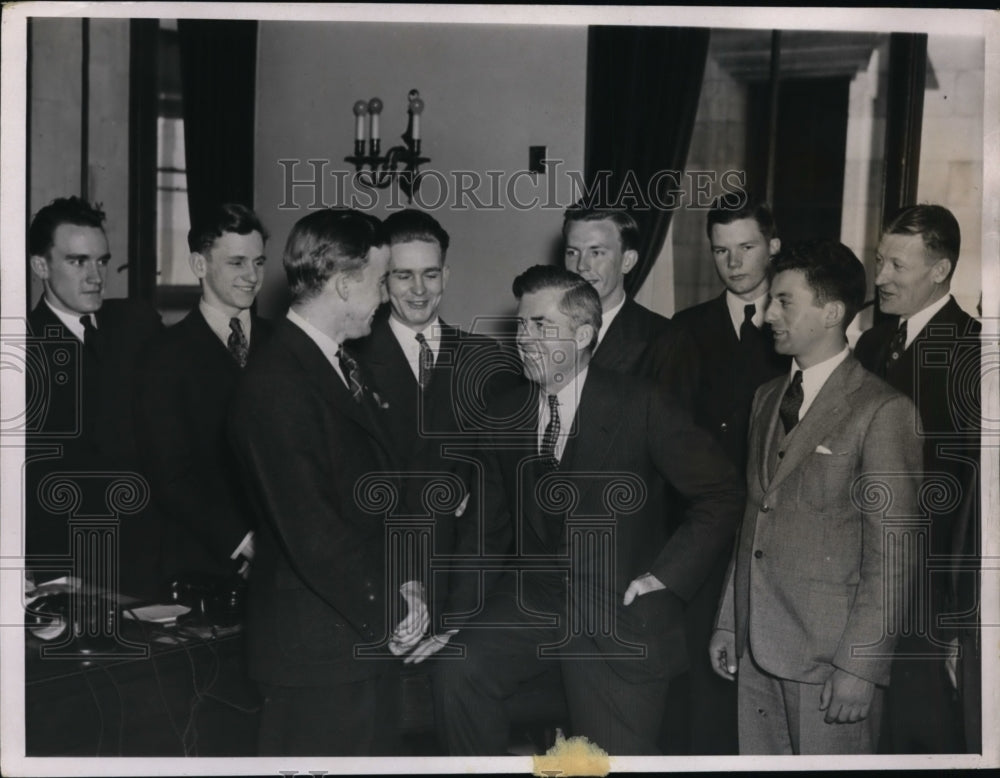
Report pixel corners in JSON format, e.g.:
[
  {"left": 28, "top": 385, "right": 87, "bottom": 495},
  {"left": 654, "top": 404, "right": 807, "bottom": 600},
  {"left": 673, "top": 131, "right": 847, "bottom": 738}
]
[
  {"left": 824, "top": 300, "right": 846, "bottom": 329},
  {"left": 768, "top": 237, "right": 781, "bottom": 257},
  {"left": 930, "top": 257, "right": 952, "bottom": 284},
  {"left": 621, "top": 249, "right": 639, "bottom": 275},
  {"left": 575, "top": 323, "right": 595, "bottom": 349},
  {"left": 29, "top": 255, "right": 50, "bottom": 280},
  {"left": 334, "top": 272, "right": 351, "bottom": 302},
  {"left": 189, "top": 252, "right": 207, "bottom": 280},
  {"left": 441, "top": 264, "right": 451, "bottom": 290}
]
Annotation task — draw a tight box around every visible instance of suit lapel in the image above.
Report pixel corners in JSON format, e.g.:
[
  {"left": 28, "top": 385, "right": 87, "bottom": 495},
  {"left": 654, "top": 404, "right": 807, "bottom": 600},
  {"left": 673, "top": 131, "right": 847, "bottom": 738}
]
[
  {"left": 593, "top": 299, "right": 635, "bottom": 373},
  {"left": 757, "top": 379, "right": 784, "bottom": 491},
  {"left": 767, "top": 358, "right": 860, "bottom": 494},
  {"left": 560, "top": 369, "right": 621, "bottom": 506}
]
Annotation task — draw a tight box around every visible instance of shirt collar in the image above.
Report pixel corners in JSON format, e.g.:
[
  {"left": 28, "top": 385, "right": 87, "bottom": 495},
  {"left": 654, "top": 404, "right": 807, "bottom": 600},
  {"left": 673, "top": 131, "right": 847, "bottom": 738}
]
[
  {"left": 725, "top": 289, "right": 768, "bottom": 336},
  {"left": 199, "top": 298, "right": 252, "bottom": 346},
  {"left": 388, "top": 315, "right": 441, "bottom": 382},
  {"left": 793, "top": 346, "right": 850, "bottom": 420},
  {"left": 44, "top": 298, "right": 90, "bottom": 342},
  {"left": 597, "top": 296, "right": 626, "bottom": 346},
  {"left": 286, "top": 308, "right": 346, "bottom": 385},
  {"left": 900, "top": 293, "right": 951, "bottom": 349}
]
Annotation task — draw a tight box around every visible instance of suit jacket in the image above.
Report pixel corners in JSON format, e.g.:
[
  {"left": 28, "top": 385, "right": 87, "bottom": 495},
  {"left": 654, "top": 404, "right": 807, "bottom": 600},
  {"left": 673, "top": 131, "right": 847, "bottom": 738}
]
[
  {"left": 228, "top": 318, "right": 402, "bottom": 687},
  {"left": 716, "top": 356, "right": 922, "bottom": 686},
  {"left": 651, "top": 292, "right": 789, "bottom": 467},
  {"left": 135, "top": 306, "right": 273, "bottom": 584},
  {"left": 591, "top": 297, "right": 671, "bottom": 378},
  {"left": 855, "top": 296, "right": 981, "bottom": 603},
  {"left": 451, "top": 365, "right": 745, "bottom": 681},
  {"left": 25, "top": 298, "right": 163, "bottom": 593}
]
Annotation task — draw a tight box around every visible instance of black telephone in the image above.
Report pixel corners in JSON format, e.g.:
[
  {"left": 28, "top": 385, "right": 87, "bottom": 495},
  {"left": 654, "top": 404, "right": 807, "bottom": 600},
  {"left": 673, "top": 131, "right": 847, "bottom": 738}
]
[{"left": 166, "top": 573, "right": 246, "bottom": 627}]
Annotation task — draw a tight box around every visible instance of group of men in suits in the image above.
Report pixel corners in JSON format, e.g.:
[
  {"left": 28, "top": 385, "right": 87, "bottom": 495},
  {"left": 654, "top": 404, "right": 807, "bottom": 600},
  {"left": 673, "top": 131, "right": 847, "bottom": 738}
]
[{"left": 23, "top": 192, "right": 981, "bottom": 757}]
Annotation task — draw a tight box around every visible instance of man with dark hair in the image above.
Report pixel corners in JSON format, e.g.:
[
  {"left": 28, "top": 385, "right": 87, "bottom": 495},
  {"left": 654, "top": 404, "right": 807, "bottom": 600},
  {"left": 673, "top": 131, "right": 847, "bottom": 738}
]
[
  {"left": 421, "top": 264, "right": 743, "bottom": 755},
  {"left": 227, "top": 208, "right": 425, "bottom": 756},
  {"left": 135, "top": 203, "right": 271, "bottom": 588},
  {"left": 854, "top": 204, "right": 982, "bottom": 753},
  {"left": 562, "top": 206, "right": 670, "bottom": 376},
  {"left": 26, "top": 196, "right": 163, "bottom": 594},
  {"left": 710, "top": 241, "right": 921, "bottom": 754},
  {"left": 651, "top": 199, "right": 789, "bottom": 754},
  {"left": 351, "top": 209, "right": 518, "bottom": 629}
]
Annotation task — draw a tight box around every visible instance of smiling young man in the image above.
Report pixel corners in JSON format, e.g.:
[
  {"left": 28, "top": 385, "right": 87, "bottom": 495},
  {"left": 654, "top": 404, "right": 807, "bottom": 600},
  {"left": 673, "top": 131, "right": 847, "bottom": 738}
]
[
  {"left": 26, "top": 196, "right": 163, "bottom": 593},
  {"left": 562, "top": 206, "right": 671, "bottom": 377},
  {"left": 854, "top": 204, "right": 982, "bottom": 754},
  {"left": 648, "top": 200, "right": 791, "bottom": 754},
  {"left": 135, "top": 203, "right": 271, "bottom": 588},
  {"left": 710, "top": 241, "right": 921, "bottom": 755}
]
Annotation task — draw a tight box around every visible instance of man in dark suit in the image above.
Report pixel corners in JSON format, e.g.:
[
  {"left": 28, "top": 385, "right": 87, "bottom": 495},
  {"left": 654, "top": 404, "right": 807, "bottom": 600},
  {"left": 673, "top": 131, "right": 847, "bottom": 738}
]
[
  {"left": 651, "top": 200, "right": 789, "bottom": 754},
  {"left": 351, "top": 209, "right": 518, "bottom": 626},
  {"left": 25, "top": 196, "right": 163, "bottom": 596},
  {"left": 563, "top": 206, "right": 670, "bottom": 377},
  {"left": 854, "top": 204, "right": 982, "bottom": 753},
  {"left": 228, "top": 208, "right": 427, "bottom": 756},
  {"left": 417, "top": 265, "right": 744, "bottom": 755},
  {"left": 711, "top": 241, "right": 921, "bottom": 754},
  {"left": 136, "top": 204, "right": 271, "bottom": 591}
]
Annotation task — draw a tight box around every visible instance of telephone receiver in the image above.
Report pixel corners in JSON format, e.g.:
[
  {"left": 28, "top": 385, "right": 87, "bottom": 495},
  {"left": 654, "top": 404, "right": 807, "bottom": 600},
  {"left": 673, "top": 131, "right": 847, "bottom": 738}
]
[{"left": 166, "top": 573, "right": 246, "bottom": 627}]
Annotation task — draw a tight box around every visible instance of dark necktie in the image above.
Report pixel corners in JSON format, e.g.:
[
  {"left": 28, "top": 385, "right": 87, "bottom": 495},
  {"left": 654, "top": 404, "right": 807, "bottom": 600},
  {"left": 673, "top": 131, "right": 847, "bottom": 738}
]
[
  {"left": 739, "top": 303, "right": 757, "bottom": 343},
  {"left": 79, "top": 315, "right": 99, "bottom": 356},
  {"left": 337, "top": 346, "right": 365, "bottom": 404},
  {"left": 884, "top": 320, "right": 908, "bottom": 375},
  {"left": 540, "top": 394, "right": 561, "bottom": 470},
  {"left": 779, "top": 370, "right": 804, "bottom": 435},
  {"left": 415, "top": 332, "right": 433, "bottom": 390},
  {"left": 228, "top": 317, "right": 249, "bottom": 368}
]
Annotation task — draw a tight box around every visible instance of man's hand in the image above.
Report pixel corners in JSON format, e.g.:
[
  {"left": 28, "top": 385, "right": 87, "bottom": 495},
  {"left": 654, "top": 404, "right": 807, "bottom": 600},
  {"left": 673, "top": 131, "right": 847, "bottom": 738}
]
[
  {"left": 622, "top": 572, "right": 666, "bottom": 605},
  {"left": 455, "top": 493, "right": 470, "bottom": 518},
  {"left": 388, "top": 580, "right": 429, "bottom": 656},
  {"left": 819, "top": 668, "right": 875, "bottom": 724},
  {"left": 403, "top": 630, "right": 459, "bottom": 665},
  {"left": 709, "top": 628, "right": 737, "bottom": 681}
]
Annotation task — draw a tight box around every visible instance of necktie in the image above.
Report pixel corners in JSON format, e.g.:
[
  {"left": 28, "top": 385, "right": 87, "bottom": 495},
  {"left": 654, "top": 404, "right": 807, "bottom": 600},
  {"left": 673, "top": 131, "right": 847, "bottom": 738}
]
[
  {"left": 415, "top": 332, "right": 433, "bottom": 390},
  {"left": 540, "top": 394, "right": 561, "bottom": 469},
  {"left": 338, "top": 346, "right": 365, "bottom": 404},
  {"left": 884, "top": 320, "right": 908, "bottom": 375},
  {"left": 79, "top": 315, "right": 99, "bottom": 356},
  {"left": 779, "top": 370, "right": 804, "bottom": 435},
  {"left": 739, "top": 303, "right": 757, "bottom": 342},
  {"left": 227, "top": 318, "right": 249, "bottom": 367}
]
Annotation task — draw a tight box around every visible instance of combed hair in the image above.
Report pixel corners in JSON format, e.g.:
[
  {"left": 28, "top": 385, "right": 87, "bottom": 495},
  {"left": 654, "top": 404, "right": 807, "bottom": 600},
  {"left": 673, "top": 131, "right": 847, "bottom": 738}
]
[
  {"left": 512, "top": 264, "right": 602, "bottom": 352},
  {"left": 706, "top": 196, "right": 777, "bottom": 242},
  {"left": 562, "top": 205, "right": 640, "bottom": 253},
  {"left": 188, "top": 203, "right": 269, "bottom": 254},
  {"left": 283, "top": 209, "right": 386, "bottom": 303},
  {"left": 28, "top": 197, "right": 106, "bottom": 258},
  {"left": 383, "top": 209, "right": 450, "bottom": 259},
  {"left": 771, "top": 241, "right": 867, "bottom": 330},
  {"left": 883, "top": 204, "right": 961, "bottom": 280}
]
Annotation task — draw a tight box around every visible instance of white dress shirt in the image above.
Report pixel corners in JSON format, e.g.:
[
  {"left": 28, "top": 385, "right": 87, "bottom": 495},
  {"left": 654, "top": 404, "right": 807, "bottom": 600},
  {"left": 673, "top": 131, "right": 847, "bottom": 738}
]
[
  {"left": 725, "top": 289, "right": 768, "bottom": 338},
  {"left": 388, "top": 315, "right": 442, "bottom": 382},
  {"left": 596, "top": 296, "right": 626, "bottom": 348},
  {"left": 199, "top": 298, "right": 252, "bottom": 347},
  {"left": 899, "top": 293, "right": 951, "bottom": 349},
  {"left": 44, "top": 298, "right": 91, "bottom": 342},
  {"left": 792, "top": 346, "right": 850, "bottom": 422}
]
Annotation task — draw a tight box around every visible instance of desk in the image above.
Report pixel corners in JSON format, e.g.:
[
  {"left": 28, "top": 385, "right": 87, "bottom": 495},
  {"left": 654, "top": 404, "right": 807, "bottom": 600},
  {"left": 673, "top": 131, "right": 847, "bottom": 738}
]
[{"left": 25, "top": 620, "right": 261, "bottom": 756}]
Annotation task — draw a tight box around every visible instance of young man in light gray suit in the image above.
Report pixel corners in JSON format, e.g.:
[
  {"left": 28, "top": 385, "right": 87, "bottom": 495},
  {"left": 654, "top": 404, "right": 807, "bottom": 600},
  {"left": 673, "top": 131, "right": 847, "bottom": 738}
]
[{"left": 710, "top": 241, "right": 922, "bottom": 755}]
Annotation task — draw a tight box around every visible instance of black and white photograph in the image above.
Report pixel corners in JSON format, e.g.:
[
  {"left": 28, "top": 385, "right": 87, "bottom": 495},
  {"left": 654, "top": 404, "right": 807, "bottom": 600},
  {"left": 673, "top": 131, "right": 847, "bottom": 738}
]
[{"left": 1, "top": 3, "right": 996, "bottom": 775}]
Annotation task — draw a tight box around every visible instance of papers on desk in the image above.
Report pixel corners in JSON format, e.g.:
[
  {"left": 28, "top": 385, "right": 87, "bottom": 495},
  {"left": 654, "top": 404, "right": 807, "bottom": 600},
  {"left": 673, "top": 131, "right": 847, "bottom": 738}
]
[{"left": 123, "top": 604, "right": 191, "bottom": 625}]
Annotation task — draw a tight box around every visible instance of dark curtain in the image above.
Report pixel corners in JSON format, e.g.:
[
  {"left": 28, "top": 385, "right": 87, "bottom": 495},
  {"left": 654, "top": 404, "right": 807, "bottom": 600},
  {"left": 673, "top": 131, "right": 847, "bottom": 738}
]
[
  {"left": 178, "top": 20, "right": 258, "bottom": 219},
  {"left": 585, "top": 26, "right": 710, "bottom": 296}
]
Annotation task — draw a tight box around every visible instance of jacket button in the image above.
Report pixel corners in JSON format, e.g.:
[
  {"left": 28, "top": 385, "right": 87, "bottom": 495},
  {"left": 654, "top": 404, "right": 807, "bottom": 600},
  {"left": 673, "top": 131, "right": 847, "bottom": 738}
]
[
  {"left": 754, "top": 550, "right": 763, "bottom": 559},
  {"left": 367, "top": 594, "right": 375, "bottom": 602},
  {"left": 778, "top": 450, "right": 785, "bottom": 459},
  {"left": 720, "top": 422, "right": 728, "bottom": 432},
  {"left": 761, "top": 504, "right": 770, "bottom": 512}
]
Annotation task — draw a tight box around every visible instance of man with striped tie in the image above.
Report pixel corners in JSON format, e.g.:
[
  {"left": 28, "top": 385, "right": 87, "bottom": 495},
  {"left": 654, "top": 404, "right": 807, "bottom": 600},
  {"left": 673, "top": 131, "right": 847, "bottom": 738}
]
[{"left": 135, "top": 203, "right": 271, "bottom": 588}]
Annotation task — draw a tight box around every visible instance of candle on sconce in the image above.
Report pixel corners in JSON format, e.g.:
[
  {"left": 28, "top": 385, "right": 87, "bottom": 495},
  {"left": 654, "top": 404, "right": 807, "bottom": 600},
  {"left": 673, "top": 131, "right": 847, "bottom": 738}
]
[
  {"left": 409, "top": 96, "right": 425, "bottom": 142},
  {"left": 353, "top": 100, "right": 368, "bottom": 142},
  {"left": 368, "top": 97, "right": 383, "bottom": 142}
]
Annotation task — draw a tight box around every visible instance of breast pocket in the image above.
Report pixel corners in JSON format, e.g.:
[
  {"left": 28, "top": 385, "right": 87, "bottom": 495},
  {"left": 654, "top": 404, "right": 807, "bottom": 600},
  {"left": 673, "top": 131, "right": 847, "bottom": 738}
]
[{"left": 798, "top": 451, "right": 855, "bottom": 514}]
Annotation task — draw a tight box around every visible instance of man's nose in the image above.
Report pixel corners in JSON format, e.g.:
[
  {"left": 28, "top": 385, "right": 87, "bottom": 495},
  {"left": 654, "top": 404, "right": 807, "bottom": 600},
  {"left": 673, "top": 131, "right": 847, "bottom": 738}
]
[
  {"left": 243, "top": 262, "right": 260, "bottom": 283},
  {"left": 764, "top": 299, "right": 779, "bottom": 323},
  {"left": 412, "top": 275, "right": 425, "bottom": 294},
  {"left": 727, "top": 251, "right": 741, "bottom": 269},
  {"left": 873, "top": 262, "right": 889, "bottom": 286},
  {"left": 84, "top": 260, "right": 103, "bottom": 284}
]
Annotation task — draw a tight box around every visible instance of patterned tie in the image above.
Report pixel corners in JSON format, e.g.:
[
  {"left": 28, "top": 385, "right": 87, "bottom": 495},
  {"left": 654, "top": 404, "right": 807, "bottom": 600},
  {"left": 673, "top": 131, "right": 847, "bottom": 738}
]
[
  {"left": 79, "top": 315, "right": 99, "bottom": 357},
  {"left": 884, "top": 320, "right": 908, "bottom": 375},
  {"left": 540, "top": 394, "right": 561, "bottom": 470},
  {"left": 227, "top": 317, "right": 249, "bottom": 368},
  {"left": 779, "top": 370, "right": 804, "bottom": 435},
  {"left": 337, "top": 346, "right": 366, "bottom": 404},
  {"left": 415, "top": 332, "right": 433, "bottom": 390},
  {"left": 739, "top": 303, "right": 757, "bottom": 343}
]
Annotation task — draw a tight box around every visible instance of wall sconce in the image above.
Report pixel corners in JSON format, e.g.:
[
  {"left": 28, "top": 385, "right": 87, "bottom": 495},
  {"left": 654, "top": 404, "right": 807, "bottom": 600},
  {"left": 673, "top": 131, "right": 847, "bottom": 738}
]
[{"left": 346, "top": 89, "right": 429, "bottom": 203}]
